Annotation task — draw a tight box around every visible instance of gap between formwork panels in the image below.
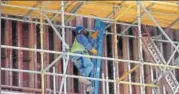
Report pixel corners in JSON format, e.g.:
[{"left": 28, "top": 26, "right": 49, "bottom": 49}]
[{"left": 1, "top": 16, "right": 179, "bottom": 94}]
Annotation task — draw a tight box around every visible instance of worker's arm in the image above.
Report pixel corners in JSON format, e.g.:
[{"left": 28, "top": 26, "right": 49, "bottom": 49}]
[
  {"left": 76, "top": 35, "right": 98, "bottom": 55},
  {"left": 88, "top": 37, "right": 98, "bottom": 47}
]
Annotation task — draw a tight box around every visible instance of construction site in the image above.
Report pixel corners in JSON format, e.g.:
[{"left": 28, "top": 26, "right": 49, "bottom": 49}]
[{"left": 1, "top": 1, "right": 179, "bottom": 94}]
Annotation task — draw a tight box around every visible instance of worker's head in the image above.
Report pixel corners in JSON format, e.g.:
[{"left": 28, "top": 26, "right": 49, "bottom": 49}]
[
  {"left": 91, "top": 27, "right": 100, "bottom": 39},
  {"left": 74, "top": 26, "right": 85, "bottom": 34}
]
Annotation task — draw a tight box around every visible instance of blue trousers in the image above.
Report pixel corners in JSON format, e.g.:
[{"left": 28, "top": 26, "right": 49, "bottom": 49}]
[{"left": 71, "top": 53, "right": 94, "bottom": 77}]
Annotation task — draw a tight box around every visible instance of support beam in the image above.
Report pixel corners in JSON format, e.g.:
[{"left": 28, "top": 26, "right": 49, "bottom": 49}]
[
  {"left": 66, "top": 21, "right": 74, "bottom": 92},
  {"left": 53, "top": 26, "right": 62, "bottom": 91},
  {"left": 75, "top": 16, "right": 84, "bottom": 94},
  {"left": 17, "top": 21, "right": 23, "bottom": 87},
  {"left": 132, "top": 27, "right": 140, "bottom": 94},
  {"left": 4, "top": 19, "right": 13, "bottom": 86},
  {"left": 102, "top": 33, "right": 108, "bottom": 94},
  {"left": 44, "top": 26, "right": 50, "bottom": 89},
  {"left": 143, "top": 44, "right": 152, "bottom": 94},
  {"left": 28, "top": 21, "right": 38, "bottom": 88},
  {"left": 120, "top": 25, "right": 130, "bottom": 94}
]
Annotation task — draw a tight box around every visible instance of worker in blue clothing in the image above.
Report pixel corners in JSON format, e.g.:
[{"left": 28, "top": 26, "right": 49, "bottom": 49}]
[{"left": 71, "top": 26, "right": 99, "bottom": 92}]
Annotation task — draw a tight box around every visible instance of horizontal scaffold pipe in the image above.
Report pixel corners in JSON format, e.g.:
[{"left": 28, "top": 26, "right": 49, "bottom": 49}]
[
  {"left": 1, "top": 16, "right": 179, "bottom": 44},
  {"left": 1, "top": 67, "right": 158, "bottom": 87},
  {"left": 2, "top": 45, "right": 179, "bottom": 70}
]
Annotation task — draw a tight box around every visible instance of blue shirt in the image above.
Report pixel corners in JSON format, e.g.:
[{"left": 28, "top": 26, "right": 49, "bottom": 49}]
[{"left": 76, "top": 34, "right": 93, "bottom": 51}]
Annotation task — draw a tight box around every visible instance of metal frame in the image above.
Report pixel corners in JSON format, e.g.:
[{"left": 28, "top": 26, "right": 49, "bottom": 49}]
[{"left": 1, "top": 1, "right": 179, "bottom": 94}]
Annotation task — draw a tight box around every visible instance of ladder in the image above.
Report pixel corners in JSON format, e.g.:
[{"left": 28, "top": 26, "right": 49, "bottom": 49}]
[
  {"left": 90, "top": 19, "right": 105, "bottom": 94},
  {"left": 141, "top": 28, "right": 179, "bottom": 93}
]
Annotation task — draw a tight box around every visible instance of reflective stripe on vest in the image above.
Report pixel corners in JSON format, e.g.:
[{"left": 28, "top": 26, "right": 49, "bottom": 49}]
[{"left": 71, "top": 38, "right": 86, "bottom": 53}]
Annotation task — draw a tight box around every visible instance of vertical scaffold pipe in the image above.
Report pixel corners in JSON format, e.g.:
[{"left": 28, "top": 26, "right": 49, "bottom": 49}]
[
  {"left": 113, "top": 4, "right": 118, "bottom": 94},
  {"left": 40, "top": 7, "right": 45, "bottom": 94},
  {"left": 137, "top": 1, "right": 145, "bottom": 94}
]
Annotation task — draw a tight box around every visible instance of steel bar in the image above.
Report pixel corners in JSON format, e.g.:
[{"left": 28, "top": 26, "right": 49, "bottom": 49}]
[
  {"left": 2, "top": 45, "right": 179, "bottom": 70},
  {"left": 1, "top": 67, "right": 158, "bottom": 87}
]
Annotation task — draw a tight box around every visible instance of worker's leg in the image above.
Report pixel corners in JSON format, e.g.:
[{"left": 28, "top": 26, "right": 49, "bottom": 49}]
[
  {"left": 82, "top": 57, "right": 94, "bottom": 77},
  {"left": 71, "top": 56, "right": 84, "bottom": 74},
  {"left": 71, "top": 56, "right": 91, "bottom": 85}
]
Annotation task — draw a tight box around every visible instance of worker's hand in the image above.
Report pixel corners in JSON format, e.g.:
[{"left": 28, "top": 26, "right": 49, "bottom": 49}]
[{"left": 90, "top": 48, "right": 98, "bottom": 55}]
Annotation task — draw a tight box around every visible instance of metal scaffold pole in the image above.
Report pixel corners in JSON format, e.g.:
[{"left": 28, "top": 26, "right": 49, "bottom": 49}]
[
  {"left": 62, "top": 0, "right": 67, "bottom": 93},
  {"left": 59, "top": 1, "right": 70, "bottom": 94},
  {"left": 113, "top": 4, "right": 118, "bottom": 94},
  {"left": 40, "top": 7, "right": 45, "bottom": 94},
  {"left": 53, "top": 67, "right": 56, "bottom": 94},
  {"left": 137, "top": 1, "right": 145, "bottom": 94},
  {"left": 2, "top": 45, "right": 179, "bottom": 70}
]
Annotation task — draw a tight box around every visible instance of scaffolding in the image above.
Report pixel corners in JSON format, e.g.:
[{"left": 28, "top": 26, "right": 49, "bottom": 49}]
[{"left": 1, "top": 1, "right": 179, "bottom": 94}]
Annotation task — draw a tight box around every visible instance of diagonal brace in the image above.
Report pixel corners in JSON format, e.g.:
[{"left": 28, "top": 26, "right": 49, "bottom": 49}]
[
  {"left": 43, "top": 13, "right": 69, "bottom": 49},
  {"left": 140, "top": 2, "right": 179, "bottom": 56},
  {"left": 44, "top": 55, "right": 63, "bottom": 72}
]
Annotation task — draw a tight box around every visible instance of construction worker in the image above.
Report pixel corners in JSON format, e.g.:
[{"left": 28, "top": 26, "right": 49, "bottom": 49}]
[{"left": 71, "top": 26, "right": 99, "bottom": 92}]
